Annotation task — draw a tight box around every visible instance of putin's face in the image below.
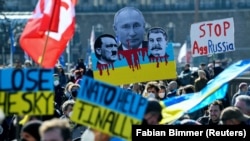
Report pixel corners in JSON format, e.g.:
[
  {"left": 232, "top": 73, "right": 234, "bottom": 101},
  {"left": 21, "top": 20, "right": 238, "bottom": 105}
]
[{"left": 114, "top": 9, "right": 145, "bottom": 49}]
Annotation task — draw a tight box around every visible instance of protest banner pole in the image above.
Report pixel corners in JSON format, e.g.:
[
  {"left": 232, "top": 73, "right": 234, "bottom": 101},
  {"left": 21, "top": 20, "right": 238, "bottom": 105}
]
[{"left": 39, "top": 1, "right": 59, "bottom": 68}]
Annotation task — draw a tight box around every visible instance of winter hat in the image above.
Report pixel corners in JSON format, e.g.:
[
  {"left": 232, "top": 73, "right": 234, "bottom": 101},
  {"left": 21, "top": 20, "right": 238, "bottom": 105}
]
[
  {"left": 239, "top": 82, "right": 248, "bottom": 89},
  {"left": 21, "top": 120, "right": 42, "bottom": 141}
]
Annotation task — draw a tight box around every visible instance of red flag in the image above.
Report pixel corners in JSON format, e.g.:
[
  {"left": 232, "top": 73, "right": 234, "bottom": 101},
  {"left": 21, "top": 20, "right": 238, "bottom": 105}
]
[{"left": 20, "top": 0, "right": 75, "bottom": 68}]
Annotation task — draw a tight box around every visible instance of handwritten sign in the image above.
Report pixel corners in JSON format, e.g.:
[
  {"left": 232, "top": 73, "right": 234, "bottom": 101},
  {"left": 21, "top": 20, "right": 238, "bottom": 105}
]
[
  {"left": 71, "top": 77, "right": 148, "bottom": 140},
  {"left": 190, "top": 18, "right": 235, "bottom": 57},
  {"left": 0, "top": 68, "right": 54, "bottom": 116}
]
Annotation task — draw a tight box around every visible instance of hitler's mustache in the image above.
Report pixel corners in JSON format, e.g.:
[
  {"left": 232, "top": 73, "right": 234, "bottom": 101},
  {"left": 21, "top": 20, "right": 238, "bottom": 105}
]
[{"left": 111, "top": 51, "right": 117, "bottom": 55}]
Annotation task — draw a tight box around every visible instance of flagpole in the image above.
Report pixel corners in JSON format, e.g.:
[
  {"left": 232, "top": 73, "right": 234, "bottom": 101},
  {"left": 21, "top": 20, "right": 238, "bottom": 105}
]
[
  {"left": 10, "top": 41, "right": 13, "bottom": 67},
  {"left": 66, "top": 41, "right": 70, "bottom": 72},
  {"left": 39, "top": 30, "right": 51, "bottom": 67},
  {"left": 39, "top": 0, "right": 59, "bottom": 67},
  {"left": 9, "top": 24, "right": 13, "bottom": 67}
]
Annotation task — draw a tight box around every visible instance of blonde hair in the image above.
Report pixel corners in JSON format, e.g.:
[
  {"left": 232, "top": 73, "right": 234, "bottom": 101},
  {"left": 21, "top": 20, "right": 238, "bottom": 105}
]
[{"left": 39, "top": 118, "right": 72, "bottom": 140}]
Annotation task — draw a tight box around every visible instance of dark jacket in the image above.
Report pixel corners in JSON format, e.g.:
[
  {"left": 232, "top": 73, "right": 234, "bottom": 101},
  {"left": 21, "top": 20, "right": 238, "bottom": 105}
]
[{"left": 197, "top": 116, "right": 220, "bottom": 125}]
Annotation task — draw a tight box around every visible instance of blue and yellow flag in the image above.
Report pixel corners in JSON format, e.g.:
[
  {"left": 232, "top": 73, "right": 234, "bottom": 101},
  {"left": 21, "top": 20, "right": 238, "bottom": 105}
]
[{"left": 160, "top": 59, "right": 250, "bottom": 124}]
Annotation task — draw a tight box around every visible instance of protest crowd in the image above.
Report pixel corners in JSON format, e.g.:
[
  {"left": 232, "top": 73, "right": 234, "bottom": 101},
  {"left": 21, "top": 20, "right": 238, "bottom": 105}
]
[{"left": 0, "top": 57, "right": 250, "bottom": 141}]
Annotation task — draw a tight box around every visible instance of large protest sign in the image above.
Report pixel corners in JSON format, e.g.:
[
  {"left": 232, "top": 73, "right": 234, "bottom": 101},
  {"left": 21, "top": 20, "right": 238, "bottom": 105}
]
[
  {"left": 0, "top": 68, "right": 54, "bottom": 116},
  {"left": 190, "top": 17, "right": 235, "bottom": 57},
  {"left": 91, "top": 7, "right": 176, "bottom": 85},
  {"left": 92, "top": 39, "right": 176, "bottom": 85},
  {"left": 71, "top": 76, "right": 148, "bottom": 140}
]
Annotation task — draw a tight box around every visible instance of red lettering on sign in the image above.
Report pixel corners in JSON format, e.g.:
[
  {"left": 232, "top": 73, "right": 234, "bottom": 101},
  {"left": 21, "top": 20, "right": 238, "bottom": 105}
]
[
  {"left": 199, "top": 21, "right": 231, "bottom": 38},
  {"left": 192, "top": 41, "right": 208, "bottom": 55}
]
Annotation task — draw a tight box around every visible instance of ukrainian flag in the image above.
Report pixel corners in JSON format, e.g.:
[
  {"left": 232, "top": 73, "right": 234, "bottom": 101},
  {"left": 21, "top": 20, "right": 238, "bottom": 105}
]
[{"left": 160, "top": 59, "right": 250, "bottom": 124}]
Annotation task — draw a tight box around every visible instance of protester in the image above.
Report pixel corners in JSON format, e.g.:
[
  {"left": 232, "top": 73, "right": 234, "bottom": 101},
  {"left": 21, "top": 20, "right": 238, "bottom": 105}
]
[
  {"left": 178, "top": 84, "right": 195, "bottom": 95},
  {"left": 68, "top": 83, "right": 81, "bottom": 101},
  {"left": 220, "top": 106, "right": 250, "bottom": 125},
  {"left": 20, "top": 120, "right": 42, "bottom": 141},
  {"left": 74, "top": 69, "right": 83, "bottom": 84},
  {"left": 234, "top": 95, "right": 250, "bottom": 116},
  {"left": 177, "top": 63, "right": 194, "bottom": 86},
  {"left": 0, "top": 115, "right": 16, "bottom": 141},
  {"left": 24, "top": 60, "right": 33, "bottom": 68},
  {"left": 143, "top": 98, "right": 163, "bottom": 125},
  {"left": 60, "top": 100, "right": 75, "bottom": 121},
  {"left": 39, "top": 118, "right": 72, "bottom": 141},
  {"left": 231, "top": 82, "right": 249, "bottom": 105},
  {"left": 197, "top": 100, "right": 224, "bottom": 125},
  {"left": 166, "top": 81, "right": 178, "bottom": 98},
  {"left": 56, "top": 65, "right": 68, "bottom": 87},
  {"left": 194, "top": 70, "right": 208, "bottom": 92},
  {"left": 64, "top": 82, "right": 75, "bottom": 101},
  {"left": 158, "top": 84, "right": 168, "bottom": 100},
  {"left": 142, "top": 81, "right": 160, "bottom": 99}
]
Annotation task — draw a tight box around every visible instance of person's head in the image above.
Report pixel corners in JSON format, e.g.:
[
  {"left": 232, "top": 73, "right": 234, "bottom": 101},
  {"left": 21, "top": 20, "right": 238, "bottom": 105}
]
[
  {"left": 74, "top": 70, "right": 82, "bottom": 80},
  {"left": 184, "top": 63, "right": 190, "bottom": 70},
  {"left": 24, "top": 60, "right": 32, "bottom": 68},
  {"left": 147, "top": 27, "right": 168, "bottom": 57},
  {"left": 168, "top": 81, "right": 178, "bottom": 91},
  {"left": 198, "top": 70, "right": 206, "bottom": 79},
  {"left": 54, "top": 74, "right": 60, "bottom": 86},
  {"left": 179, "top": 84, "right": 195, "bottom": 94},
  {"left": 208, "top": 100, "right": 224, "bottom": 123},
  {"left": 61, "top": 100, "right": 75, "bottom": 118},
  {"left": 234, "top": 95, "right": 250, "bottom": 116},
  {"left": 69, "top": 84, "right": 80, "bottom": 99},
  {"left": 158, "top": 84, "right": 167, "bottom": 99},
  {"left": 220, "top": 106, "right": 250, "bottom": 125},
  {"left": 113, "top": 6, "right": 145, "bottom": 49},
  {"left": 143, "top": 81, "right": 160, "bottom": 99},
  {"left": 142, "top": 98, "right": 162, "bottom": 125},
  {"left": 199, "top": 63, "right": 206, "bottom": 70},
  {"left": 64, "top": 82, "right": 74, "bottom": 97},
  {"left": 21, "top": 120, "right": 42, "bottom": 141},
  {"left": 39, "top": 118, "right": 72, "bottom": 141},
  {"left": 15, "top": 60, "right": 23, "bottom": 69},
  {"left": 94, "top": 34, "right": 118, "bottom": 64},
  {"left": 57, "top": 65, "right": 65, "bottom": 74},
  {"left": 238, "top": 82, "right": 248, "bottom": 93}
]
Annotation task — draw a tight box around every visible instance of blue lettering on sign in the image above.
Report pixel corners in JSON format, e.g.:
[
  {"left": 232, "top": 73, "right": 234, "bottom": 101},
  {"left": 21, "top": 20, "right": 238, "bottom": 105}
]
[
  {"left": 208, "top": 40, "right": 234, "bottom": 54},
  {"left": 0, "top": 68, "right": 54, "bottom": 91},
  {"left": 77, "top": 77, "right": 148, "bottom": 120}
]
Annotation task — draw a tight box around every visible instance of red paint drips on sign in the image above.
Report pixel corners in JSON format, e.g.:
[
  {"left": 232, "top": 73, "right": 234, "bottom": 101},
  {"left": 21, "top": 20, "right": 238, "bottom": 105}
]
[
  {"left": 96, "top": 62, "right": 114, "bottom": 75},
  {"left": 118, "top": 47, "right": 148, "bottom": 71},
  {"left": 149, "top": 54, "right": 169, "bottom": 68}
]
